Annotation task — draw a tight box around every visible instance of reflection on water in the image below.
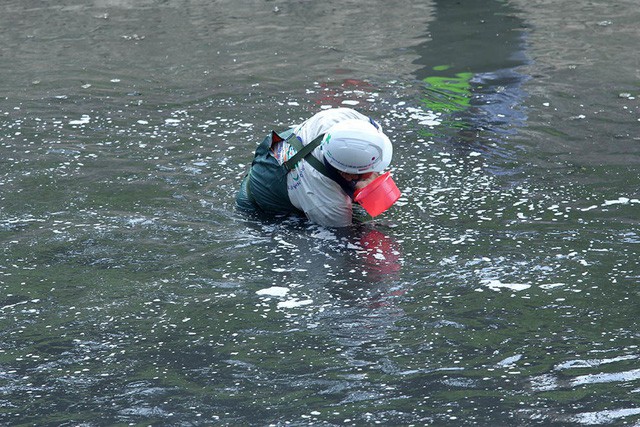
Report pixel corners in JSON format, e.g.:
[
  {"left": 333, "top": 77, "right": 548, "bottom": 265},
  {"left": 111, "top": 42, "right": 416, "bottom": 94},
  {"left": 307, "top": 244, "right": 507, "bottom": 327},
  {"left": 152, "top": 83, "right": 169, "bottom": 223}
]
[
  {"left": 1, "top": 0, "right": 639, "bottom": 425},
  {"left": 414, "top": 0, "right": 530, "bottom": 167}
]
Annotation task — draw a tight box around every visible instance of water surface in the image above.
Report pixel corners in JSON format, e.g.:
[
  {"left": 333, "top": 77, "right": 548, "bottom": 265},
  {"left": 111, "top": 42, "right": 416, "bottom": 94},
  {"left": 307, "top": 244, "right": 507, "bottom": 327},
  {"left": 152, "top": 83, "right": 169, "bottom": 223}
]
[{"left": 1, "top": 0, "right": 639, "bottom": 425}]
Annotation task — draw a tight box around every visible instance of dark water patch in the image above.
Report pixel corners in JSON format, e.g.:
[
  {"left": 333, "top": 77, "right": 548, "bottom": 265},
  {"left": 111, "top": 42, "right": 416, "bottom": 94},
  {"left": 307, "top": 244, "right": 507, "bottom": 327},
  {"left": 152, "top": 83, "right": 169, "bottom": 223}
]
[{"left": 412, "top": 0, "right": 531, "bottom": 182}]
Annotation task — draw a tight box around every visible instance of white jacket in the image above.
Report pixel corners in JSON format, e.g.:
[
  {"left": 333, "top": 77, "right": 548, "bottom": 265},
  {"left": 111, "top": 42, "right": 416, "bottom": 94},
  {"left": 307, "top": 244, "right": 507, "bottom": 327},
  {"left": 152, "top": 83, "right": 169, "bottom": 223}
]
[{"left": 277, "top": 108, "right": 384, "bottom": 227}]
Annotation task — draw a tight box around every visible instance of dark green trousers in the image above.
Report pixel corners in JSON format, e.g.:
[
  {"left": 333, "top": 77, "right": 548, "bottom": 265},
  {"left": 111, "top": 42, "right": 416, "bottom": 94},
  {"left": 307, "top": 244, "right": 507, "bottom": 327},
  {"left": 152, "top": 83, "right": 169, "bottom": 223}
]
[{"left": 236, "top": 129, "right": 301, "bottom": 215}]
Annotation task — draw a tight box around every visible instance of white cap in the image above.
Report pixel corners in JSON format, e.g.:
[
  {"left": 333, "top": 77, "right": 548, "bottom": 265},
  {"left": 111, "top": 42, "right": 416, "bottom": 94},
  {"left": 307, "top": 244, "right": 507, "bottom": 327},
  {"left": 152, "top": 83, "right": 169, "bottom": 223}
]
[{"left": 321, "top": 119, "right": 393, "bottom": 174}]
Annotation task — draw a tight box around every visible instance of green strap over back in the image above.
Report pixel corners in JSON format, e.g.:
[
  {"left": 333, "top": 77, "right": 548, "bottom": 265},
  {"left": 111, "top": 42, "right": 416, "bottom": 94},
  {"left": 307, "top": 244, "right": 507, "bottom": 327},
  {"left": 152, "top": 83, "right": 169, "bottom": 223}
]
[{"left": 282, "top": 133, "right": 331, "bottom": 179}]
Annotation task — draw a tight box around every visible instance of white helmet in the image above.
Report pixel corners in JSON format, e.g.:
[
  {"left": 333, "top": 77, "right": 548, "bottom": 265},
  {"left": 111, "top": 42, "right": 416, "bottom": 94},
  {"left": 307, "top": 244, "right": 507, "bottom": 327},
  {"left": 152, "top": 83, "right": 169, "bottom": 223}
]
[{"left": 321, "top": 119, "right": 393, "bottom": 174}]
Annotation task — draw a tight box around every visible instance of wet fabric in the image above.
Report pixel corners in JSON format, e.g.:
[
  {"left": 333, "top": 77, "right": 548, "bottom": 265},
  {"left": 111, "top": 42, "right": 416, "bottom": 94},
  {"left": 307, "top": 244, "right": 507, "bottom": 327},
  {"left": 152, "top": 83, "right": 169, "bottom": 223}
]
[
  {"left": 235, "top": 129, "right": 301, "bottom": 215},
  {"left": 286, "top": 108, "right": 375, "bottom": 227},
  {"left": 236, "top": 108, "right": 388, "bottom": 227}
]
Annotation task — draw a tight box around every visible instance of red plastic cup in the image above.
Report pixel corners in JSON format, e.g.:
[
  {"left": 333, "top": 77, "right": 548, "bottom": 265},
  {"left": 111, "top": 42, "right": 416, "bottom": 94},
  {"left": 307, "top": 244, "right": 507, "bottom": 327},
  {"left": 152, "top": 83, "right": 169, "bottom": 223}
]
[{"left": 354, "top": 172, "right": 401, "bottom": 217}]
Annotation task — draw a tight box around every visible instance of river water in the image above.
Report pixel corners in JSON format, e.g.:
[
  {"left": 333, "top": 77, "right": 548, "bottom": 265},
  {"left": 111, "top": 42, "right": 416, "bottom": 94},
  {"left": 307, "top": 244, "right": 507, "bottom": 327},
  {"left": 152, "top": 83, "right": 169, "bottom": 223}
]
[{"left": 1, "top": 0, "right": 638, "bottom": 425}]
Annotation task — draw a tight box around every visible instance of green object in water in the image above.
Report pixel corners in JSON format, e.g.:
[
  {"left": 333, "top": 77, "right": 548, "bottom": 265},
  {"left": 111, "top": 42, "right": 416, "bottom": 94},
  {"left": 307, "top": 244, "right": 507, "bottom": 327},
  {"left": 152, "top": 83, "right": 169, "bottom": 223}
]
[{"left": 422, "top": 71, "right": 474, "bottom": 113}]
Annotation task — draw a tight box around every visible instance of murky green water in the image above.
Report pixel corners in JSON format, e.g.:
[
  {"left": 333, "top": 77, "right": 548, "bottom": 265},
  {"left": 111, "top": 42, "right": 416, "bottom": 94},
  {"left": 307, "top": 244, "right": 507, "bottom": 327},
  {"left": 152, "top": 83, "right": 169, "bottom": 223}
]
[{"left": 1, "top": 0, "right": 638, "bottom": 425}]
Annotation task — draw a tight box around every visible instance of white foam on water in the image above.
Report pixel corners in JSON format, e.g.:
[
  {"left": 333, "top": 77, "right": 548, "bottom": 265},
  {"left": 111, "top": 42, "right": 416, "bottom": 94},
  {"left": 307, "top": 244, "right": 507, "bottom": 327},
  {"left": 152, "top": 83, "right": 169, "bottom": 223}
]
[
  {"left": 530, "top": 374, "right": 558, "bottom": 392},
  {"left": 496, "top": 354, "right": 523, "bottom": 367},
  {"left": 555, "top": 354, "right": 638, "bottom": 371},
  {"left": 481, "top": 279, "right": 531, "bottom": 292},
  {"left": 403, "top": 106, "right": 442, "bottom": 127},
  {"left": 277, "top": 299, "right": 313, "bottom": 309},
  {"left": 126, "top": 217, "right": 155, "bottom": 226},
  {"left": 69, "top": 115, "right": 91, "bottom": 125},
  {"left": 570, "top": 408, "right": 640, "bottom": 425},
  {"left": 571, "top": 368, "right": 640, "bottom": 387},
  {"left": 579, "top": 205, "right": 598, "bottom": 211},
  {"left": 539, "top": 283, "right": 566, "bottom": 290},
  {"left": 603, "top": 197, "right": 639, "bottom": 206},
  {"left": 310, "top": 229, "right": 337, "bottom": 241},
  {"left": 256, "top": 286, "right": 289, "bottom": 297}
]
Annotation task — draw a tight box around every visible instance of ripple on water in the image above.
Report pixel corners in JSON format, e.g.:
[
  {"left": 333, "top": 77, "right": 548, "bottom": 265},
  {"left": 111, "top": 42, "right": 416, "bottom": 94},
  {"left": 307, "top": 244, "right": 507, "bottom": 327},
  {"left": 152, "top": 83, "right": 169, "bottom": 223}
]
[{"left": 1, "top": 44, "right": 639, "bottom": 425}]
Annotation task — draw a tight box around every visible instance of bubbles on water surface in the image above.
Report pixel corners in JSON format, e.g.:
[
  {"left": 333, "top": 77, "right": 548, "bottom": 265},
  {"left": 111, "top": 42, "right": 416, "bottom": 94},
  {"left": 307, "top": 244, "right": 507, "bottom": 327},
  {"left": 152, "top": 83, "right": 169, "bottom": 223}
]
[{"left": 2, "top": 72, "right": 640, "bottom": 425}]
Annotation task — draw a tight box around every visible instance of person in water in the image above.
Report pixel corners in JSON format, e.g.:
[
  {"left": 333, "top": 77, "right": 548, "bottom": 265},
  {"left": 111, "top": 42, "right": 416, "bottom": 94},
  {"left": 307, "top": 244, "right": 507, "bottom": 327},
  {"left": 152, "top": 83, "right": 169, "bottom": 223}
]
[{"left": 236, "top": 108, "right": 393, "bottom": 227}]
